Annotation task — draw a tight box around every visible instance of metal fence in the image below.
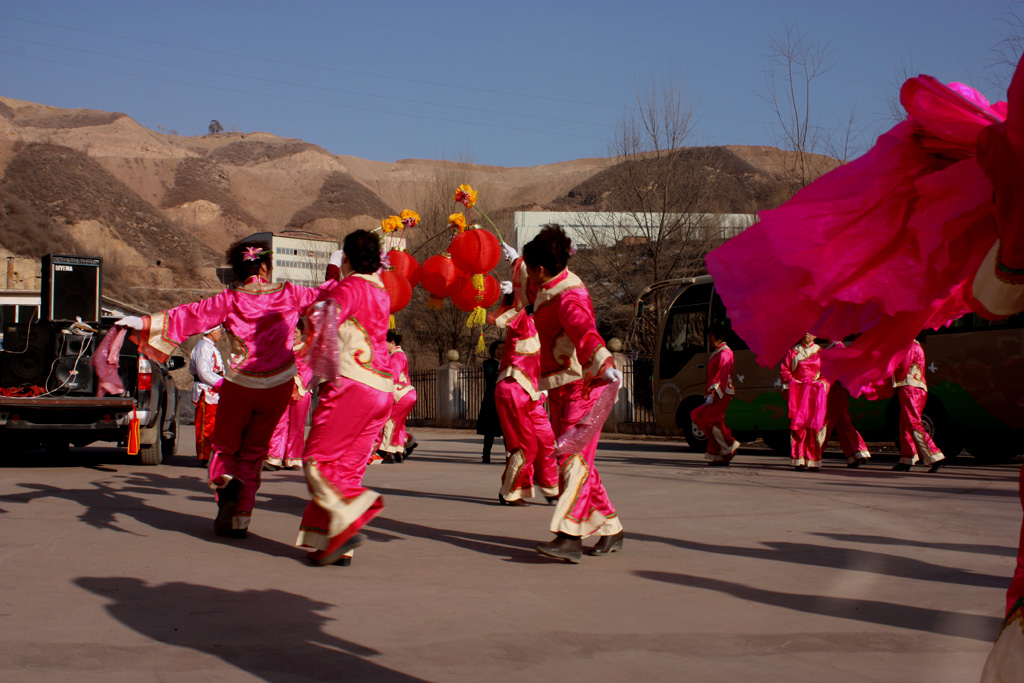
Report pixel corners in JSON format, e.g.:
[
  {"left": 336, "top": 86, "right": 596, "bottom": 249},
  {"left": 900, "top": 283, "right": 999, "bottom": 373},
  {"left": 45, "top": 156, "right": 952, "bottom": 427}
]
[
  {"left": 621, "top": 355, "right": 656, "bottom": 425},
  {"left": 409, "top": 369, "right": 436, "bottom": 423},
  {"left": 452, "top": 366, "right": 484, "bottom": 427}
]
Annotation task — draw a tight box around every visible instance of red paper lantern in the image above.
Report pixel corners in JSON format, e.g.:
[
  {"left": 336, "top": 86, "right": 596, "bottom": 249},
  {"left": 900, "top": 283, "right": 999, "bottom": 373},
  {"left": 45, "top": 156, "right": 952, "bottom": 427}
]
[
  {"left": 449, "top": 227, "right": 500, "bottom": 275},
  {"left": 419, "top": 254, "right": 456, "bottom": 297},
  {"left": 388, "top": 250, "right": 419, "bottom": 284},
  {"left": 381, "top": 270, "right": 412, "bottom": 313},
  {"left": 451, "top": 273, "right": 500, "bottom": 311}
]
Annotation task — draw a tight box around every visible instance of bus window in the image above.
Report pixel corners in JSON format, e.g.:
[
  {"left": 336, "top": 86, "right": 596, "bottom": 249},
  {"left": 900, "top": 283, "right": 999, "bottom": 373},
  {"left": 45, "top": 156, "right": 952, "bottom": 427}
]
[
  {"left": 659, "top": 283, "right": 712, "bottom": 380},
  {"left": 710, "top": 291, "right": 749, "bottom": 351}
]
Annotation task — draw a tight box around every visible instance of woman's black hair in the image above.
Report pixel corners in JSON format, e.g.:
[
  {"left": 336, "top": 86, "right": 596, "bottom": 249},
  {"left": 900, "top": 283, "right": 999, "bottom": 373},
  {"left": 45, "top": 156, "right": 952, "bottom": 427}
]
[
  {"left": 522, "top": 224, "right": 571, "bottom": 275},
  {"left": 227, "top": 239, "right": 272, "bottom": 282},
  {"left": 387, "top": 330, "right": 402, "bottom": 345},
  {"left": 708, "top": 321, "right": 728, "bottom": 342},
  {"left": 344, "top": 229, "right": 381, "bottom": 274},
  {"left": 488, "top": 339, "right": 503, "bottom": 359}
]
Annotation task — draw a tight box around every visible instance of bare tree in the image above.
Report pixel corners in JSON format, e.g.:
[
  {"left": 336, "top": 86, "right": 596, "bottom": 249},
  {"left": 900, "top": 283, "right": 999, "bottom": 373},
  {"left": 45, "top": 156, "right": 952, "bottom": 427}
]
[
  {"left": 990, "top": 1, "right": 1024, "bottom": 90},
  {"left": 761, "top": 22, "right": 837, "bottom": 189},
  {"left": 567, "top": 74, "right": 723, "bottom": 353}
]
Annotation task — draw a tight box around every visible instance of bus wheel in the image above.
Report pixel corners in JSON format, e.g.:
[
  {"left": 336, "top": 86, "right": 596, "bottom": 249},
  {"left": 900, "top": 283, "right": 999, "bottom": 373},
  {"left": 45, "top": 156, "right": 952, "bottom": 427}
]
[
  {"left": 760, "top": 431, "right": 791, "bottom": 455},
  {"left": 890, "top": 397, "right": 964, "bottom": 461},
  {"left": 678, "top": 398, "right": 709, "bottom": 454},
  {"left": 967, "top": 436, "right": 1022, "bottom": 464}
]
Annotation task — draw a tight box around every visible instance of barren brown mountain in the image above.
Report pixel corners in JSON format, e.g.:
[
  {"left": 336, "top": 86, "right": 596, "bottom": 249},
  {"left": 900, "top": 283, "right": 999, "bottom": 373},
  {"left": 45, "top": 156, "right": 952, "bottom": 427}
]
[{"left": 0, "top": 96, "right": 835, "bottom": 314}]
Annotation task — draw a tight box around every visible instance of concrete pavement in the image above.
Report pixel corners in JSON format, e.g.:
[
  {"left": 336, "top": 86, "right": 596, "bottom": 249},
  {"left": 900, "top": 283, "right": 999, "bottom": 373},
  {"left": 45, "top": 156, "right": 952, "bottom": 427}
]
[{"left": 0, "top": 429, "right": 1019, "bottom": 682}]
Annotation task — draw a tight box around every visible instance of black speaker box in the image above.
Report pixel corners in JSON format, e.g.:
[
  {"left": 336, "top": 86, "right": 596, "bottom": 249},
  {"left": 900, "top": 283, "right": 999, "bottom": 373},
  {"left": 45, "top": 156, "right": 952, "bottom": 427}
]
[
  {"left": 49, "top": 332, "right": 96, "bottom": 394},
  {"left": 1, "top": 323, "right": 54, "bottom": 388},
  {"left": 41, "top": 254, "right": 102, "bottom": 323}
]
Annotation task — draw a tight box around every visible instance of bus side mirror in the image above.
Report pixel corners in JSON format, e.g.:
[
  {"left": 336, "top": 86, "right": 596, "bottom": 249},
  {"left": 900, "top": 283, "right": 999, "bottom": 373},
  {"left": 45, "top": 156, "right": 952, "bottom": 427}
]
[{"left": 635, "top": 301, "right": 645, "bottom": 320}]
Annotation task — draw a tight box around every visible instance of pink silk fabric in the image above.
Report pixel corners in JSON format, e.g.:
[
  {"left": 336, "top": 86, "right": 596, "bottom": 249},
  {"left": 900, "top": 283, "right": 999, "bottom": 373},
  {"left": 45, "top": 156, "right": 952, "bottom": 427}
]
[
  {"left": 93, "top": 327, "right": 127, "bottom": 397},
  {"left": 706, "top": 76, "right": 1008, "bottom": 395}
]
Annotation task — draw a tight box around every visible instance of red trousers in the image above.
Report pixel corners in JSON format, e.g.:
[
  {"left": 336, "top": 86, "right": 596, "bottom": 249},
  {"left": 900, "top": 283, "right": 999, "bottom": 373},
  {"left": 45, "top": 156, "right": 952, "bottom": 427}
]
[
  {"left": 547, "top": 381, "right": 622, "bottom": 538},
  {"left": 296, "top": 378, "right": 391, "bottom": 551},
  {"left": 194, "top": 398, "right": 217, "bottom": 462},
  {"left": 208, "top": 380, "right": 293, "bottom": 531},
  {"left": 897, "top": 387, "right": 944, "bottom": 466},
  {"left": 495, "top": 379, "right": 558, "bottom": 501},
  {"left": 690, "top": 395, "right": 738, "bottom": 462},
  {"left": 824, "top": 384, "right": 870, "bottom": 464}
]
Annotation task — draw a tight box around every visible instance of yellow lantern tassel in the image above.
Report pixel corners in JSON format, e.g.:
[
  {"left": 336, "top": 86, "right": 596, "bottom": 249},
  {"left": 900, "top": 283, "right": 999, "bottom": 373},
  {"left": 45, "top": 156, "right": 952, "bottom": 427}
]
[
  {"left": 465, "top": 306, "right": 486, "bottom": 328},
  {"left": 426, "top": 295, "right": 444, "bottom": 310},
  {"left": 477, "top": 331, "right": 486, "bottom": 354},
  {"left": 389, "top": 314, "right": 396, "bottom": 329},
  {"left": 471, "top": 273, "right": 484, "bottom": 289}
]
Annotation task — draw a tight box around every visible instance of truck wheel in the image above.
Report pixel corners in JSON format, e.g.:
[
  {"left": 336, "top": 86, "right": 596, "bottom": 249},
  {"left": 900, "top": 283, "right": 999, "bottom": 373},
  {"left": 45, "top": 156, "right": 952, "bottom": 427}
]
[
  {"left": 161, "top": 418, "right": 178, "bottom": 459},
  {"left": 968, "top": 436, "right": 1022, "bottom": 464},
  {"left": 139, "top": 407, "right": 163, "bottom": 466},
  {"left": 678, "top": 397, "right": 709, "bottom": 453}
]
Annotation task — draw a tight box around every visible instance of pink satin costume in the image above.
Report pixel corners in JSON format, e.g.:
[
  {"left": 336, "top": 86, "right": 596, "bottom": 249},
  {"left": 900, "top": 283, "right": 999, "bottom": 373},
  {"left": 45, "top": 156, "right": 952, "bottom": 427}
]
[
  {"left": 527, "top": 264, "right": 619, "bottom": 538},
  {"left": 780, "top": 341, "right": 829, "bottom": 468},
  {"left": 266, "top": 352, "right": 313, "bottom": 469},
  {"left": 379, "top": 346, "right": 417, "bottom": 456},
  {"left": 295, "top": 273, "right": 394, "bottom": 554},
  {"left": 134, "top": 276, "right": 328, "bottom": 531},
  {"left": 689, "top": 340, "right": 740, "bottom": 463},
  {"left": 893, "top": 340, "right": 944, "bottom": 467},
  {"left": 492, "top": 305, "right": 558, "bottom": 502}
]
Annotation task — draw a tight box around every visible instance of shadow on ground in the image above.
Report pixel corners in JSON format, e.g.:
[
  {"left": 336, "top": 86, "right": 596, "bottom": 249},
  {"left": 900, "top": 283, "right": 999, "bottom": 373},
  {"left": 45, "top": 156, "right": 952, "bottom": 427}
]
[{"left": 75, "top": 577, "right": 426, "bottom": 681}]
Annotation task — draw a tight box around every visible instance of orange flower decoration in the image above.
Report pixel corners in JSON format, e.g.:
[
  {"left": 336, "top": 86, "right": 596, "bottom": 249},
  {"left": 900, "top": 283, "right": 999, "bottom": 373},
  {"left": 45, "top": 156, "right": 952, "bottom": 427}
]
[
  {"left": 454, "top": 184, "right": 478, "bottom": 209},
  {"left": 381, "top": 215, "right": 403, "bottom": 233},
  {"left": 400, "top": 209, "right": 420, "bottom": 228},
  {"left": 448, "top": 213, "right": 467, "bottom": 232}
]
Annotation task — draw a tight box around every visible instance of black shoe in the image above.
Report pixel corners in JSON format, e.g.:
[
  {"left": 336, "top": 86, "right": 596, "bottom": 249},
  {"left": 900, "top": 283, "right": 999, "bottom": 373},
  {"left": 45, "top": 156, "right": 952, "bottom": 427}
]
[
  {"left": 214, "top": 477, "right": 243, "bottom": 537},
  {"left": 795, "top": 465, "right": 807, "bottom": 472},
  {"left": 892, "top": 463, "right": 911, "bottom": 472},
  {"left": 928, "top": 460, "right": 946, "bottom": 473},
  {"left": 229, "top": 528, "right": 247, "bottom": 539},
  {"left": 482, "top": 454, "right": 491, "bottom": 464},
  {"left": 536, "top": 534, "right": 582, "bottom": 564},
  {"left": 546, "top": 495, "right": 559, "bottom": 505},
  {"left": 808, "top": 466, "right": 820, "bottom": 472},
  {"left": 382, "top": 453, "right": 396, "bottom": 464},
  {"left": 498, "top": 495, "right": 530, "bottom": 507},
  {"left": 262, "top": 462, "right": 281, "bottom": 472},
  {"left": 589, "top": 531, "right": 624, "bottom": 556},
  {"left": 310, "top": 533, "right": 366, "bottom": 567},
  {"left": 708, "top": 460, "right": 730, "bottom": 467},
  {"left": 404, "top": 440, "right": 417, "bottom": 458},
  {"left": 393, "top": 451, "right": 404, "bottom": 464},
  {"left": 847, "top": 459, "right": 862, "bottom": 469}
]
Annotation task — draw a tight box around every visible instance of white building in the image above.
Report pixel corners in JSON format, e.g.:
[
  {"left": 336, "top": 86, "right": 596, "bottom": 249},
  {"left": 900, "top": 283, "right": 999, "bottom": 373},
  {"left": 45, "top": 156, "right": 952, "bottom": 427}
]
[
  {"left": 244, "top": 230, "right": 338, "bottom": 287},
  {"left": 511, "top": 211, "right": 756, "bottom": 251}
]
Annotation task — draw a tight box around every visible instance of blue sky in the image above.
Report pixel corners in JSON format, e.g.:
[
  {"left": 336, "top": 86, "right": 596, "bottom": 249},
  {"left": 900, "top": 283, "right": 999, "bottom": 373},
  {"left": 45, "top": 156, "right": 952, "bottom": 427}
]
[{"left": 0, "top": 0, "right": 1017, "bottom": 167}]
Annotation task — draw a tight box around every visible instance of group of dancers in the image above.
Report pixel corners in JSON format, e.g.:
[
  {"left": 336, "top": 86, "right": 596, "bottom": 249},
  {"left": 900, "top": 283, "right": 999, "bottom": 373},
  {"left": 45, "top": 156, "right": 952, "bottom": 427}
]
[
  {"left": 690, "top": 327, "right": 944, "bottom": 473},
  {"left": 115, "top": 224, "right": 624, "bottom": 567}
]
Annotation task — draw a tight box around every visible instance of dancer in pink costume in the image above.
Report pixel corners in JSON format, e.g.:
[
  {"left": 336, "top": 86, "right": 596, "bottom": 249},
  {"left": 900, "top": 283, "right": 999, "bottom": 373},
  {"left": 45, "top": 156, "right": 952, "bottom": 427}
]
[
  {"left": 689, "top": 323, "right": 740, "bottom": 466},
  {"left": 296, "top": 230, "right": 393, "bottom": 567},
  {"left": 377, "top": 331, "right": 417, "bottom": 464},
  {"left": 491, "top": 290, "right": 559, "bottom": 506},
  {"left": 512, "top": 226, "right": 623, "bottom": 564},
  {"left": 821, "top": 341, "right": 871, "bottom": 468},
  {"left": 265, "top": 326, "right": 313, "bottom": 471},
  {"left": 117, "top": 240, "right": 340, "bottom": 539},
  {"left": 890, "top": 338, "right": 945, "bottom": 473},
  {"left": 779, "top": 333, "right": 829, "bottom": 471}
]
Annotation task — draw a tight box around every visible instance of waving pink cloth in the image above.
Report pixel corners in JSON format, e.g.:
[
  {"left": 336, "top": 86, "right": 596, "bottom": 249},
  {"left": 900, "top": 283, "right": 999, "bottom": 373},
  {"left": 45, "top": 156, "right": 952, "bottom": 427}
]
[
  {"left": 706, "top": 75, "right": 1007, "bottom": 396},
  {"left": 92, "top": 327, "right": 127, "bottom": 397}
]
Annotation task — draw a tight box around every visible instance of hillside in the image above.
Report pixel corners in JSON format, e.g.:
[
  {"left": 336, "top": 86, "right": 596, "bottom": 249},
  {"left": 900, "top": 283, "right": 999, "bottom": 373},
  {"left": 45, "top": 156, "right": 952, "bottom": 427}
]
[{"left": 0, "top": 97, "right": 832, "bottom": 310}]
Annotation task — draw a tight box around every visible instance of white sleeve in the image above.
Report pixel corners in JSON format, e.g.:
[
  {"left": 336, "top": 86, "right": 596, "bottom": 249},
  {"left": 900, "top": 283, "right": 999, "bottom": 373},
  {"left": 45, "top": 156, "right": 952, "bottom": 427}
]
[{"left": 195, "top": 342, "right": 223, "bottom": 386}]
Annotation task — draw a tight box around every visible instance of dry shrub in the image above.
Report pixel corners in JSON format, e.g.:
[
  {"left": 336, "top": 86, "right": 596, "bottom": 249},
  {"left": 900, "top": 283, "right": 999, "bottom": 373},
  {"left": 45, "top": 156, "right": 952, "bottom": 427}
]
[{"left": 287, "top": 172, "right": 395, "bottom": 229}]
